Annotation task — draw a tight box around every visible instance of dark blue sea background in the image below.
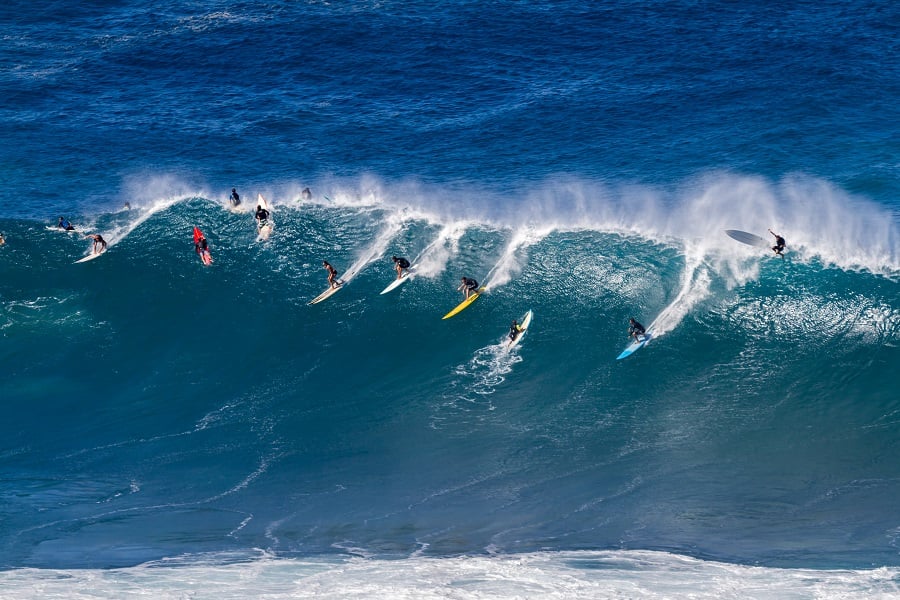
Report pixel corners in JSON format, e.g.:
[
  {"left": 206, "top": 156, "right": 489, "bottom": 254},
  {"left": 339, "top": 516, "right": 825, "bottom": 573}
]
[{"left": 1, "top": 1, "right": 899, "bottom": 597}]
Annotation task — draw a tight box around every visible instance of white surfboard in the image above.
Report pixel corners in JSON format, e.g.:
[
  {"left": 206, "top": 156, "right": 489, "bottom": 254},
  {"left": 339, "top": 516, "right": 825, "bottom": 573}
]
[
  {"left": 507, "top": 310, "right": 533, "bottom": 349},
  {"left": 616, "top": 332, "right": 652, "bottom": 360},
  {"left": 308, "top": 283, "right": 343, "bottom": 305},
  {"left": 380, "top": 264, "right": 418, "bottom": 295},
  {"left": 256, "top": 193, "right": 273, "bottom": 240},
  {"left": 75, "top": 248, "right": 107, "bottom": 263},
  {"left": 725, "top": 229, "right": 770, "bottom": 249}
]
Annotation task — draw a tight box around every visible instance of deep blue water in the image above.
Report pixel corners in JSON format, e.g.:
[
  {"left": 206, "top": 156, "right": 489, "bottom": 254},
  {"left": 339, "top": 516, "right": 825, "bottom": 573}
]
[{"left": 1, "top": 1, "right": 899, "bottom": 596}]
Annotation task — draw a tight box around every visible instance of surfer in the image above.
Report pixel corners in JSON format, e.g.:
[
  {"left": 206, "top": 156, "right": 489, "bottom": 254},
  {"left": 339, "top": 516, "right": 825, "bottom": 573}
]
[
  {"left": 255, "top": 204, "right": 270, "bottom": 229},
  {"left": 301, "top": 187, "right": 312, "bottom": 201},
  {"left": 123, "top": 202, "right": 131, "bottom": 210},
  {"left": 195, "top": 233, "right": 208, "bottom": 255},
  {"left": 323, "top": 260, "right": 340, "bottom": 288},
  {"left": 509, "top": 319, "right": 523, "bottom": 343},
  {"left": 58, "top": 217, "right": 75, "bottom": 231},
  {"left": 230, "top": 188, "right": 241, "bottom": 207},
  {"left": 628, "top": 317, "right": 646, "bottom": 342},
  {"left": 458, "top": 276, "right": 479, "bottom": 300},
  {"left": 768, "top": 229, "right": 786, "bottom": 258},
  {"left": 0, "top": 232, "right": 5, "bottom": 245},
  {"left": 392, "top": 255, "right": 411, "bottom": 279},
  {"left": 86, "top": 233, "right": 107, "bottom": 254}
]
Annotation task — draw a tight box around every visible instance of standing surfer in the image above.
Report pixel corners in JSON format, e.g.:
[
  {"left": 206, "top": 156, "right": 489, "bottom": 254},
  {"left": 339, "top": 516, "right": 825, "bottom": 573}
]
[
  {"left": 768, "top": 229, "right": 786, "bottom": 258},
  {"left": 230, "top": 188, "right": 241, "bottom": 207},
  {"left": 255, "top": 204, "right": 270, "bottom": 230},
  {"left": 458, "top": 276, "right": 478, "bottom": 299},
  {"left": 392, "top": 255, "right": 411, "bottom": 279},
  {"left": 508, "top": 319, "right": 523, "bottom": 343},
  {"left": 628, "top": 317, "right": 646, "bottom": 342},
  {"left": 323, "top": 261, "right": 340, "bottom": 289},
  {"left": 85, "top": 233, "right": 107, "bottom": 254}
]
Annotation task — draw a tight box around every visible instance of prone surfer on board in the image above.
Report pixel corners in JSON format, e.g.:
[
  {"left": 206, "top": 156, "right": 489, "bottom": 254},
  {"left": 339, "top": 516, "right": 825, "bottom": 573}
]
[
  {"left": 195, "top": 233, "right": 210, "bottom": 258},
  {"left": 392, "top": 255, "right": 411, "bottom": 279},
  {"left": 323, "top": 261, "right": 341, "bottom": 289},
  {"left": 768, "top": 229, "right": 786, "bottom": 258},
  {"left": 230, "top": 188, "right": 241, "bottom": 207},
  {"left": 85, "top": 233, "right": 107, "bottom": 254},
  {"left": 458, "top": 276, "right": 478, "bottom": 299},
  {"left": 58, "top": 217, "right": 75, "bottom": 231},
  {"left": 628, "top": 317, "right": 646, "bottom": 342}
]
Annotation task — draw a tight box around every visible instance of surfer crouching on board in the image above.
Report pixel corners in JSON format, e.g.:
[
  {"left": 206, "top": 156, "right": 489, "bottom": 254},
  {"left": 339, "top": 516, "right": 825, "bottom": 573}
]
[
  {"left": 459, "top": 276, "right": 478, "bottom": 299},
  {"left": 768, "top": 229, "right": 786, "bottom": 258},
  {"left": 392, "top": 255, "right": 411, "bottom": 279},
  {"left": 628, "top": 317, "right": 646, "bottom": 342},
  {"left": 86, "top": 233, "right": 107, "bottom": 254},
  {"left": 509, "top": 319, "right": 523, "bottom": 343},
  {"left": 323, "top": 261, "right": 340, "bottom": 288}
]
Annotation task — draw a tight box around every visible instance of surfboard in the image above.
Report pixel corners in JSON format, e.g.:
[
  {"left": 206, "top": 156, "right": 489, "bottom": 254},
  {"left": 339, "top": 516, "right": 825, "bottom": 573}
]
[
  {"left": 442, "top": 287, "right": 485, "bottom": 320},
  {"left": 74, "top": 248, "right": 106, "bottom": 263},
  {"left": 380, "top": 264, "right": 418, "bottom": 295},
  {"left": 193, "top": 226, "right": 213, "bottom": 265},
  {"left": 308, "top": 283, "right": 343, "bottom": 305},
  {"left": 507, "top": 309, "right": 534, "bottom": 349},
  {"left": 725, "top": 229, "right": 770, "bottom": 249},
  {"left": 616, "top": 332, "right": 653, "bottom": 360},
  {"left": 256, "top": 193, "right": 273, "bottom": 241}
]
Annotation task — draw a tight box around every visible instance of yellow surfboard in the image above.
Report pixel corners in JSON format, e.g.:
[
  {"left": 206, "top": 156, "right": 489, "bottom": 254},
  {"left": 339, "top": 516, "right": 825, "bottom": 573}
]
[{"left": 442, "top": 287, "right": 485, "bottom": 320}]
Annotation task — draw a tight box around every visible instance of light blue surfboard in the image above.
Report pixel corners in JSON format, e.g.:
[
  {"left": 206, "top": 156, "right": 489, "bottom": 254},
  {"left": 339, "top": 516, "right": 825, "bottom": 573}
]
[{"left": 616, "top": 332, "right": 652, "bottom": 360}]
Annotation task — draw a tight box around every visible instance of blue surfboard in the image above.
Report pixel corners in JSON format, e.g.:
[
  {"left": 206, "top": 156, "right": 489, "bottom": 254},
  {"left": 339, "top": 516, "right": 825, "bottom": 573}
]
[{"left": 616, "top": 333, "right": 652, "bottom": 360}]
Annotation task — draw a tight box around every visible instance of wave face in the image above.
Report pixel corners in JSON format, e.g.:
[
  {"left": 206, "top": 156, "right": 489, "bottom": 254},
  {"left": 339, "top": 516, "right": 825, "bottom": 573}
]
[
  {"left": 2, "top": 0, "right": 900, "bottom": 594},
  {"left": 1, "top": 181, "right": 898, "bottom": 575}
]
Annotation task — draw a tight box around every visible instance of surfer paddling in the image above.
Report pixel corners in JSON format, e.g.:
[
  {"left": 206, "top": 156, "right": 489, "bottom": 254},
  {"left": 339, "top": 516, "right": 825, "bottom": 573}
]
[
  {"left": 768, "top": 229, "right": 786, "bottom": 258},
  {"left": 323, "top": 261, "right": 341, "bottom": 289},
  {"left": 230, "top": 188, "right": 241, "bottom": 207},
  {"left": 58, "top": 217, "right": 75, "bottom": 231},
  {"left": 458, "top": 276, "right": 478, "bottom": 299}
]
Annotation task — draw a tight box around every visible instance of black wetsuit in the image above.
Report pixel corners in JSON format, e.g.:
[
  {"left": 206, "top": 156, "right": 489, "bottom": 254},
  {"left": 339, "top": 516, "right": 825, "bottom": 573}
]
[
  {"left": 462, "top": 278, "right": 478, "bottom": 291},
  {"left": 256, "top": 208, "right": 270, "bottom": 224},
  {"left": 509, "top": 323, "right": 521, "bottom": 341},
  {"left": 396, "top": 257, "right": 410, "bottom": 269},
  {"left": 230, "top": 191, "right": 241, "bottom": 206},
  {"left": 628, "top": 321, "right": 645, "bottom": 338}
]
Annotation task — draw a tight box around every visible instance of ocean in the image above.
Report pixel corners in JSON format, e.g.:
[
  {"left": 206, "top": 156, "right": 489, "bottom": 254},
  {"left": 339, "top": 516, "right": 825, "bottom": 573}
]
[{"left": 1, "top": 1, "right": 899, "bottom": 597}]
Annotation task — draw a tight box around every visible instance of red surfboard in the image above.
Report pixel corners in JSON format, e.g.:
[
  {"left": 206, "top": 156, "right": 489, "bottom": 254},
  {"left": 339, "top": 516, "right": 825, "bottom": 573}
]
[{"left": 193, "top": 226, "right": 212, "bottom": 265}]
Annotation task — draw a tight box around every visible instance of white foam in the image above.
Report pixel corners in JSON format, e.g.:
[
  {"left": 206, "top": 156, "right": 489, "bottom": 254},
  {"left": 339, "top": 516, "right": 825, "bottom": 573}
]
[{"left": 1, "top": 550, "right": 897, "bottom": 599}]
